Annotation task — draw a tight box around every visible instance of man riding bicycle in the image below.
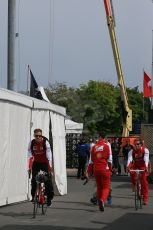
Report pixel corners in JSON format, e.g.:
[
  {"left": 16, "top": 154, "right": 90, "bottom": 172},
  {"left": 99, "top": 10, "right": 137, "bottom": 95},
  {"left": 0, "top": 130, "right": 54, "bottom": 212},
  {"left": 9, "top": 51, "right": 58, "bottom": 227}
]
[
  {"left": 127, "top": 138, "right": 149, "bottom": 205},
  {"left": 28, "top": 128, "right": 54, "bottom": 207}
]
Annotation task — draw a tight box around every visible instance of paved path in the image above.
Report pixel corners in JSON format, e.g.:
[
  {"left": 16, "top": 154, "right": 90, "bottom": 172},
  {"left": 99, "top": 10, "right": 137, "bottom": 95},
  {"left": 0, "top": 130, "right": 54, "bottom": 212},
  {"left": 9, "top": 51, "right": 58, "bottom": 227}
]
[{"left": 0, "top": 175, "right": 153, "bottom": 230}]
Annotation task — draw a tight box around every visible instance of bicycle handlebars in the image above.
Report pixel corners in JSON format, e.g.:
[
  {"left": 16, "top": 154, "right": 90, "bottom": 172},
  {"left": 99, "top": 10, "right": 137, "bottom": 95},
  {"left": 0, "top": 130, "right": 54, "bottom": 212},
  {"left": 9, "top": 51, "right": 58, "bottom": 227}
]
[{"left": 130, "top": 169, "right": 145, "bottom": 174}]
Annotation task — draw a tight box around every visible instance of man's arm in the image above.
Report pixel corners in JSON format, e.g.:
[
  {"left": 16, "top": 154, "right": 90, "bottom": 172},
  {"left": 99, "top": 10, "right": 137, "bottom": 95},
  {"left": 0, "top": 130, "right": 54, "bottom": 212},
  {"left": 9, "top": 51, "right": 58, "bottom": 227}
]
[
  {"left": 28, "top": 141, "right": 33, "bottom": 176},
  {"left": 127, "top": 149, "right": 133, "bottom": 168},
  {"left": 28, "top": 141, "right": 32, "bottom": 159},
  {"left": 86, "top": 144, "right": 90, "bottom": 159},
  {"left": 106, "top": 142, "right": 112, "bottom": 155},
  {"left": 144, "top": 148, "right": 149, "bottom": 168},
  {"left": 86, "top": 148, "right": 94, "bottom": 177},
  {"left": 46, "top": 141, "right": 53, "bottom": 169},
  {"left": 108, "top": 150, "right": 113, "bottom": 171},
  {"left": 105, "top": 143, "right": 112, "bottom": 170}
]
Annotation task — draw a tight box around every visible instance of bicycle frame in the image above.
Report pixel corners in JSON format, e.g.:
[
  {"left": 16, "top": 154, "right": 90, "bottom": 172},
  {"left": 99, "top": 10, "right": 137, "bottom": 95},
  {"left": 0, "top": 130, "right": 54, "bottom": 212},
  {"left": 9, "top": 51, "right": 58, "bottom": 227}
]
[
  {"left": 33, "top": 171, "right": 48, "bottom": 218},
  {"left": 130, "top": 169, "right": 144, "bottom": 210}
]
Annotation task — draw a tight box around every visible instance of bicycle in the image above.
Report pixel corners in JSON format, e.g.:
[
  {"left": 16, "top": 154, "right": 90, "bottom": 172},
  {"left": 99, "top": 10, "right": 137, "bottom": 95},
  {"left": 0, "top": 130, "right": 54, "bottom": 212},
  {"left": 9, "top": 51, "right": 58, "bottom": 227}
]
[
  {"left": 130, "top": 169, "right": 144, "bottom": 211},
  {"left": 33, "top": 170, "right": 48, "bottom": 218}
]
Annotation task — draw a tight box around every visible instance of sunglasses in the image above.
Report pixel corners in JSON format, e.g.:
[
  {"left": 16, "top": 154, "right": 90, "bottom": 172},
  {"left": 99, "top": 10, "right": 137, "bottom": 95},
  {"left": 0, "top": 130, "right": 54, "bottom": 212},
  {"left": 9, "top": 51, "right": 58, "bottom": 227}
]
[
  {"left": 35, "top": 135, "right": 42, "bottom": 138},
  {"left": 135, "top": 143, "right": 141, "bottom": 146}
]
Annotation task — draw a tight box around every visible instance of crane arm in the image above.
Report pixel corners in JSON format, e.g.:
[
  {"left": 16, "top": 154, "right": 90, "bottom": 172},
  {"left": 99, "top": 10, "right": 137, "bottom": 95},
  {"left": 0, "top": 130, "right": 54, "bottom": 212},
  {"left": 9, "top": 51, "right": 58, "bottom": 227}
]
[{"left": 103, "top": 0, "right": 132, "bottom": 137}]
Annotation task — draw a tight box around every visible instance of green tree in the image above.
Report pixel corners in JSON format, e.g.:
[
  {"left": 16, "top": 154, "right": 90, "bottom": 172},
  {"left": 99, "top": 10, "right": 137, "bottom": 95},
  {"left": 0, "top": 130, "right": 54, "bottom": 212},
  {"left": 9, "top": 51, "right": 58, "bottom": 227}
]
[
  {"left": 77, "top": 81, "right": 121, "bottom": 136},
  {"left": 45, "top": 81, "right": 149, "bottom": 136}
]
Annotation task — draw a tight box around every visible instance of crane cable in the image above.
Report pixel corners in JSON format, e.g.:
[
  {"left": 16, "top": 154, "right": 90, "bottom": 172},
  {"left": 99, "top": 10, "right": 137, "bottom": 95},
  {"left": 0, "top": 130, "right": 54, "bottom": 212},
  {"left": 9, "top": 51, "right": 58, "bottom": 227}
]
[
  {"left": 48, "top": 0, "right": 55, "bottom": 87},
  {"left": 110, "top": 0, "right": 116, "bottom": 26}
]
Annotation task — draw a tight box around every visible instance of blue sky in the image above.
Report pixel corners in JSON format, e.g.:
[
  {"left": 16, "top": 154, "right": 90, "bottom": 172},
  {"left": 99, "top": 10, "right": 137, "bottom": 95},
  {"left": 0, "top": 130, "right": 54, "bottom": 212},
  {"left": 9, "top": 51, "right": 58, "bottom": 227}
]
[{"left": 0, "top": 0, "right": 153, "bottom": 92}]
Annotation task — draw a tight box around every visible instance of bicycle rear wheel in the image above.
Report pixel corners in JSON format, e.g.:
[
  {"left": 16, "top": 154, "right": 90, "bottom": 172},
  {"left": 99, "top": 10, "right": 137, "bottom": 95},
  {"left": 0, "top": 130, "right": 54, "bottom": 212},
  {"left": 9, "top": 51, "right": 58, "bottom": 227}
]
[
  {"left": 42, "top": 195, "right": 47, "bottom": 215},
  {"left": 33, "top": 195, "right": 39, "bottom": 218}
]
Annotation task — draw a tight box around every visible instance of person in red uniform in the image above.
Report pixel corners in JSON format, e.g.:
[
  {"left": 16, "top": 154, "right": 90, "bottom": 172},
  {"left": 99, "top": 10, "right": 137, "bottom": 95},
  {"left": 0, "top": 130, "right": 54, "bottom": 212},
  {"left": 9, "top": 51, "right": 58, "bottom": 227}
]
[
  {"left": 86, "top": 138, "right": 112, "bottom": 211},
  {"left": 28, "top": 128, "right": 54, "bottom": 206},
  {"left": 127, "top": 138, "right": 149, "bottom": 205}
]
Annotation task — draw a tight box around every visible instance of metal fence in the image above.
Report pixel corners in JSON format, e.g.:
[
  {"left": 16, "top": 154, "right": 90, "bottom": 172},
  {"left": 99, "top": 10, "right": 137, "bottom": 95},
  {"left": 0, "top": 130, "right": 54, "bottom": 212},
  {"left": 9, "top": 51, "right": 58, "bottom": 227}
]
[
  {"left": 66, "top": 133, "right": 82, "bottom": 168},
  {"left": 141, "top": 124, "right": 153, "bottom": 169}
]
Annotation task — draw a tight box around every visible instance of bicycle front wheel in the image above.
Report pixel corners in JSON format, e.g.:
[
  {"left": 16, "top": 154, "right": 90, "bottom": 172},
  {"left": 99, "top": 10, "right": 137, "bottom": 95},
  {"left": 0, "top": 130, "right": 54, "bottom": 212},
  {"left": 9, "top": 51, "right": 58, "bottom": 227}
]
[
  {"left": 139, "top": 184, "right": 142, "bottom": 209},
  {"left": 135, "top": 181, "right": 142, "bottom": 210},
  {"left": 135, "top": 182, "right": 139, "bottom": 210}
]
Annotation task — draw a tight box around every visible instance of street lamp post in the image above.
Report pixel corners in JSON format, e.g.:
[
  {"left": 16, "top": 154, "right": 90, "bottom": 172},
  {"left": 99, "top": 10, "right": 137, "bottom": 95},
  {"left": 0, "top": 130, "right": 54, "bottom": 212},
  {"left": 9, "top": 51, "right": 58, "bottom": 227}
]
[{"left": 7, "top": 0, "right": 16, "bottom": 91}]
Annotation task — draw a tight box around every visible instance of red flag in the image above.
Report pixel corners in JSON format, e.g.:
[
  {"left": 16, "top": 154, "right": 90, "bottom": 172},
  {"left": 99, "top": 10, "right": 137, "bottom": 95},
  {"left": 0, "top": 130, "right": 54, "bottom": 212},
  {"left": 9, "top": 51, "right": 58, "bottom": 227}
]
[{"left": 143, "top": 71, "right": 152, "bottom": 98}]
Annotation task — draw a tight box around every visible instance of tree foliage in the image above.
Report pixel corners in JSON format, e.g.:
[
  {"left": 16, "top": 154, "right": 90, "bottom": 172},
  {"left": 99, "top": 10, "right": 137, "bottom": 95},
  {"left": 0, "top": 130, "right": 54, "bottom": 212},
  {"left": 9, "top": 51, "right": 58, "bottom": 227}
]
[{"left": 46, "top": 81, "right": 149, "bottom": 137}]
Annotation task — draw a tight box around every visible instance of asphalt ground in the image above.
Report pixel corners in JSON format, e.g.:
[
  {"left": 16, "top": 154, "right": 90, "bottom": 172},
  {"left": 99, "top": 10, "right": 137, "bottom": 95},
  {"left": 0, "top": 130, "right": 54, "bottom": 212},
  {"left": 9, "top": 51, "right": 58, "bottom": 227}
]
[{"left": 0, "top": 172, "right": 153, "bottom": 230}]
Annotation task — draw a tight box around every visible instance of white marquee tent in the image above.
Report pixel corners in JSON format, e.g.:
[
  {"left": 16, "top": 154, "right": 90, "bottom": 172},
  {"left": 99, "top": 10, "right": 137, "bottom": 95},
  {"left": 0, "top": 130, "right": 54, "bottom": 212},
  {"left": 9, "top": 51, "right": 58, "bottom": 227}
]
[
  {"left": 65, "top": 118, "right": 83, "bottom": 134},
  {"left": 0, "top": 88, "right": 67, "bottom": 206}
]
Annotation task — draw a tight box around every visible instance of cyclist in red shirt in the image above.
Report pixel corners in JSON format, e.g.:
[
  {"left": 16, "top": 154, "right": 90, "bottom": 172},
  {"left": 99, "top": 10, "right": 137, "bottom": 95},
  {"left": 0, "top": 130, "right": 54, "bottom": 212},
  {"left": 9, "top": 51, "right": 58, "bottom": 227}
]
[
  {"left": 28, "top": 128, "right": 54, "bottom": 207},
  {"left": 127, "top": 138, "right": 149, "bottom": 205},
  {"left": 86, "top": 138, "right": 112, "bottom": 211}
]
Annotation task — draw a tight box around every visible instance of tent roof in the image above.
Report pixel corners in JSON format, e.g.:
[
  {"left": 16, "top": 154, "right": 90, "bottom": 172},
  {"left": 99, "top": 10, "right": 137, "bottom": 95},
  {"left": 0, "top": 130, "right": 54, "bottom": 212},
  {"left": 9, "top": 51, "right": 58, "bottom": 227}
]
[
  {"left": 65, "top": 118, "right": 83, "bottom": 134},
  {"left": 0, "top": 88, "right": 66, "bottom": 116}
]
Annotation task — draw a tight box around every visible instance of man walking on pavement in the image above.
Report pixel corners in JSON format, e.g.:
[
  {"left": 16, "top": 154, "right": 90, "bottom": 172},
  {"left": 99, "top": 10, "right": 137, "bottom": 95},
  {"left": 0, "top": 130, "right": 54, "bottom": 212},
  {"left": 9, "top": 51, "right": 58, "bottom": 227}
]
[
  {"left": 86, "top": 138, "right": 112, "bottom": 211},
  {"left": 76, "top": 139, "right": 90, "bottom": 179}
]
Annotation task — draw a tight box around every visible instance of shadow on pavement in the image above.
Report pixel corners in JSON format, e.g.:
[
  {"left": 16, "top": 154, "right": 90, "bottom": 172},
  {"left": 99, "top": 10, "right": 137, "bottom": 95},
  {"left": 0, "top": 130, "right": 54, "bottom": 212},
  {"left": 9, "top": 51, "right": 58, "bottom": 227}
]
[
  {"left": 115, "top": 183, "right": 131, "bottom": 189},
  {"left": 0, "top": 225, "right": 94, "bottom": 230},
  {"left": 0, "top": 212, "right": 32, "bottom": 218},
  {"left": 91, "top": 213, "right": 153, "bottom": 230},
  {"left": 111, "top": 175, "right": 131, "bottom": 183},
  {"left": 1, "top": 213, "right": 152, "bottom": 230}
]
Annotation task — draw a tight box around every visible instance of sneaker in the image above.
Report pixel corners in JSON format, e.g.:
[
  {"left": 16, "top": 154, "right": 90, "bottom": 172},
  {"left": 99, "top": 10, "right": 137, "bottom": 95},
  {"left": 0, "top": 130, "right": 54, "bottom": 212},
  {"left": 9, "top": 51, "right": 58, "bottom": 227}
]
[
  {"left": 143, "top": 201, "right": 148, "bottom": 205},
  {"left": 90, "top": 197, "right": 97, "bottom": 205},
  {"left": 107, "top": 197, "right": 112, "bottom": 205},
  {"left": 81, "top": 176, "right": 86, "bottom": 180},
  {"left": 98, "top": 200, "right": 104, "bottom": 212},
  {"left": 143, "top": 199, "right": 148, "bottom": 205},
  {"left": 47, "top": 200, "right": 52, "bottom": 207}
]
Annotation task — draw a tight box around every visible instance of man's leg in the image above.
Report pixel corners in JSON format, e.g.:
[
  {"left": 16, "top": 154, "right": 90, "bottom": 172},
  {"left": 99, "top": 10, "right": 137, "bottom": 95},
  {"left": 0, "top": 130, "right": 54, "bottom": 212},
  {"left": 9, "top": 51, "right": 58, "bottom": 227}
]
[
  {"left": 141, "top": 172, "right": 148, "bottom": 205},
  {"left": 124, "top": 158, "right": 128, "bottom": 174},
  {"left": 95, "top": 175, "right": 102, "bottom": 200},
  {"left": 31, "top": 162, "right": 39, "bottom": 201},
  {"left": 81, "top": 157, "right": 87, "bottom": 179},
  {"left": 77, "top": 157, "right": 82, "bottom": 178},
  {"left": 45, "top": 174, "right": 54, "bottom": 206},
  {"left": 95, "top": 175, "right": 105, "bottom": 211},
  {"left": 113, "top": 156, "right": 118, "bottom": 174},
  {"left": 130, "top": 171, "right": 136, "bottom": 192},
  {"left": 107, "top": 186, "right": 112, "bottom": 205},
  {"left": 90, "top": 180, "right": 97, "bottom": 205},
  {"left": 101, "top": 171, "right": 111, "bottom": 203},
  {"left": 117, "top": 156, "right": 121, "bottom": 175}
]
